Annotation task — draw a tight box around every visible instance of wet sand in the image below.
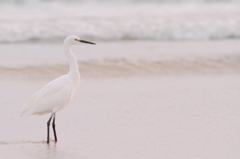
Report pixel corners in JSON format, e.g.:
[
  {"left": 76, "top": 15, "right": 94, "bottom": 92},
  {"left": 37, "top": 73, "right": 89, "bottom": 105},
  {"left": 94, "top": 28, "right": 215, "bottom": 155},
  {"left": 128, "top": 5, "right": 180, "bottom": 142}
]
[{"left": 0, "top": 73, "right": 240, "bottom": 159}]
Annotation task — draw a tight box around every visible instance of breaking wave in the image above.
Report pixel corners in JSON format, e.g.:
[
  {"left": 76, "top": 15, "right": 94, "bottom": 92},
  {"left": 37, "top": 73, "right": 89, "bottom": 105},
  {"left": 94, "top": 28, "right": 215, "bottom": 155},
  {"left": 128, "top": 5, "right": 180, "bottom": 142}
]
[
  {"left": 0, "top": 1, "right": 240, "bottom": 43},
  {"left": 1, "top": 17, "right": 240, "bottom": 43},
  {"left": 0, "top": 0, "right": 240, "bottom": 3}
]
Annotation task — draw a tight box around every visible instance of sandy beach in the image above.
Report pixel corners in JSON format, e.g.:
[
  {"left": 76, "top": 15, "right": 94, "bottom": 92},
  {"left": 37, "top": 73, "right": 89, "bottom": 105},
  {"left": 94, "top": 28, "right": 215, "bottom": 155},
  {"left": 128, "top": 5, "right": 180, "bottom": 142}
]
[{"left": 0, "top": 40, "right": 240, "bottom": 159}]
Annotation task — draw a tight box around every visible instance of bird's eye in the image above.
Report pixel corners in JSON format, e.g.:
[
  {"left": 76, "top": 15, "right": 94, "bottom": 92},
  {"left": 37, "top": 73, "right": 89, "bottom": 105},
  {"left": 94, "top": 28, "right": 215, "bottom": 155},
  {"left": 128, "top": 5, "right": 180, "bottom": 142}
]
[{"left": 75, "top": 39, "right": 78, "bottom": 41}]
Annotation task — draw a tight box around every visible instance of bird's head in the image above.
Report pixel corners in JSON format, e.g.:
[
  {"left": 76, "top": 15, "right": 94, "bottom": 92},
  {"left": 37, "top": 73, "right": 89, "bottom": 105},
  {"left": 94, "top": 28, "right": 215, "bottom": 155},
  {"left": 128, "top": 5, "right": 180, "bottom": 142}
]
[{"left": 64, "top": 35, "right": 96, "bottom": 46}]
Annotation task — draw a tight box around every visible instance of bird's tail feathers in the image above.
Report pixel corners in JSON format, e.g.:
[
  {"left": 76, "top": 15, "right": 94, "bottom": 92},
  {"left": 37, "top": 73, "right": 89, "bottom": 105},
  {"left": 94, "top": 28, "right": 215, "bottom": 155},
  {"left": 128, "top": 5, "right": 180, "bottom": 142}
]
[{"left": 20, "top": 93, "right": 39, "bottom": 118}]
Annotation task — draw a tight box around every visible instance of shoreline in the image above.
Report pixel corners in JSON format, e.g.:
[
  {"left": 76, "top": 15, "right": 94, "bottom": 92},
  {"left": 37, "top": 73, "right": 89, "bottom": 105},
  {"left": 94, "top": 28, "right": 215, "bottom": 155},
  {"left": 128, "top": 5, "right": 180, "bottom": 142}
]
[{"left": 0, "top": 40, "right": 239, "bottom": 78}]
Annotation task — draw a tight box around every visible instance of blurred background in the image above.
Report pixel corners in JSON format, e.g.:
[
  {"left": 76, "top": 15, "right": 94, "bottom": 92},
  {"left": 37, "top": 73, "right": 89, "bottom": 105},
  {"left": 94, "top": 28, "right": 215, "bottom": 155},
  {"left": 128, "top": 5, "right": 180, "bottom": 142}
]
[
  {"left": 0, "top": 0, "right": 240, "bottom": 76},
  {"left": 0, "top": 0, "right": 239, "bottom": 43}
]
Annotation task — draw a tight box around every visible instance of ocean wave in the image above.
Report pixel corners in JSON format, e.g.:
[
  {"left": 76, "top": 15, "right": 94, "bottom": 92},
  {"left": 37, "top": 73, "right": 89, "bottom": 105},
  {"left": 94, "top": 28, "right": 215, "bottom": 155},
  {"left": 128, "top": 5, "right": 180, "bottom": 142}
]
[
  {"left": 0, "top": 1, "right": 239, "bottom": 42},
  {"left": 0, "top": 0, "right": 240, "bottom": 3},
  {"left": 1, "top": 56, "right": 240, "bottom": 76},
  {"left": 0, "top": 17, "right": 240, "bottom": 43}
]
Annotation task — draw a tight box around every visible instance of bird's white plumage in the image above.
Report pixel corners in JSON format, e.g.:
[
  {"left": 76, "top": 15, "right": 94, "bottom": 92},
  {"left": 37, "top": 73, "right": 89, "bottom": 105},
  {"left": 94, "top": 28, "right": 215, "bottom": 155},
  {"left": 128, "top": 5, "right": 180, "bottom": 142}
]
[
  {"left": 21, "top": 75, "right": 75, "bottom": 117},
  {"left": 20, "top": 35, "right": 83, "bottom": 117}
]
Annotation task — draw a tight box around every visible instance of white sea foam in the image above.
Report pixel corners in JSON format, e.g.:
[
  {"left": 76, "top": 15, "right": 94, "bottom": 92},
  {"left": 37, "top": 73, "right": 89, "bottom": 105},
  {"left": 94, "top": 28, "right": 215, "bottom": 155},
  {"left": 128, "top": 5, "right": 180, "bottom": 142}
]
[{"left": 0, "top": 1, "right": 240, "bottom": 42}]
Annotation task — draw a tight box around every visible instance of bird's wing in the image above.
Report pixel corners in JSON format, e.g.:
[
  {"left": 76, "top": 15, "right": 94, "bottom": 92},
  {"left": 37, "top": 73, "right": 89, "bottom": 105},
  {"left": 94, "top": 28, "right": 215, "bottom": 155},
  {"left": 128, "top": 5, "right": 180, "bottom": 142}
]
[{"left": 21, "top": 75, "right": 73, "bottom": 117}]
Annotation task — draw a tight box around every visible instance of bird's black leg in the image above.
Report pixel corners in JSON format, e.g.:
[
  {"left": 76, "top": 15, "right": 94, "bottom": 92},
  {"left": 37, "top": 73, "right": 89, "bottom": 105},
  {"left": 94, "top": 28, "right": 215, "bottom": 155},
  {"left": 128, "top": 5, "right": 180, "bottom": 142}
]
[
  {"left": 52, "top": 113, "right": 58, "bottom": 142},
  {"left": 47, "top": 113, "right": 53, "bottom": 143}
]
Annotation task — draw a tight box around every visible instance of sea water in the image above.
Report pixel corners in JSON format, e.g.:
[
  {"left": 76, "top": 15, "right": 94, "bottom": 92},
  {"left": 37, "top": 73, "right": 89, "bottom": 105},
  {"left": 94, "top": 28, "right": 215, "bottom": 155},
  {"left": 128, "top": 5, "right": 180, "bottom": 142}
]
[
  {"left": 0, "top": 0, "right": 240, "bottom": 77},
  {"left": 0, "top": 41, "right": 240, "bottom": 77},
  {"left": 0, "top": 0, "right": 239, "bottom": 43}
]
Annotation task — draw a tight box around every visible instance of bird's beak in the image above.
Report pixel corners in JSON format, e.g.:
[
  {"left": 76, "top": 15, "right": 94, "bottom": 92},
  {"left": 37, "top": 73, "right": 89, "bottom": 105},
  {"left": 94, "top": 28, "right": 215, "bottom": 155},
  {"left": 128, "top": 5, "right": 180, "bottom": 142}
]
[{"left": 79, "top": 39, "right": 96, "bottom": 45}]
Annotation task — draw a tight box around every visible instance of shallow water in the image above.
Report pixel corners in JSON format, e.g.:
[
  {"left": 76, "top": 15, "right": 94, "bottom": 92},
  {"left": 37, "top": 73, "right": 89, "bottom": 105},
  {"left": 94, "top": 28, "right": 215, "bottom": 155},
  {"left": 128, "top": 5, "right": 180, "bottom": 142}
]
[
  {"left": 0, "top": 74, "right": 240, "bottom": 158},
  {"left": 0, "top": 41, "right": 240, "bottom": 77}
]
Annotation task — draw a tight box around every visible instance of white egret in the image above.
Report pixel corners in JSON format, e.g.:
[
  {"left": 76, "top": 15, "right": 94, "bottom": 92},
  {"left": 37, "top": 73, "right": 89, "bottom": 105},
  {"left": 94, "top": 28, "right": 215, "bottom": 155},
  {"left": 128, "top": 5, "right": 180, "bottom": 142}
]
[{"left": 20, "top": 35, "right": 96, "bottom": 143}]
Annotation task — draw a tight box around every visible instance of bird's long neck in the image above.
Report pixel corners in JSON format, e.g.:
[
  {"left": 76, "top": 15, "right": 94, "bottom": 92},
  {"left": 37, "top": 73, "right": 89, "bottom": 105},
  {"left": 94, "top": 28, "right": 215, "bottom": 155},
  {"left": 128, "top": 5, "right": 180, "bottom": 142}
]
[{"left": 64, "top": 44, "right": 80, "bottom": 80}]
